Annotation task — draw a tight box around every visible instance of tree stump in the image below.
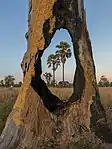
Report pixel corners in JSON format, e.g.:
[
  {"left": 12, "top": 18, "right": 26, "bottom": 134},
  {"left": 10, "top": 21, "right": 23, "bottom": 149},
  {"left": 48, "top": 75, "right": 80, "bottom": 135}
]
[{"left": 0, "top": 0, "right": 112, "bottom": 148}]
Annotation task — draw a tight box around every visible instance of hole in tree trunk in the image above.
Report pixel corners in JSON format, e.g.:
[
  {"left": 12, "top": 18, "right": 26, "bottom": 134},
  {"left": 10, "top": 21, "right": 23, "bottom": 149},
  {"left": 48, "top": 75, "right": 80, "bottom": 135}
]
[
  {"left": 42, "top": 29, "right": 76, "bottom": 102},
  {"left": 31, "top": 28, "right": 86, "bottom": 115}
]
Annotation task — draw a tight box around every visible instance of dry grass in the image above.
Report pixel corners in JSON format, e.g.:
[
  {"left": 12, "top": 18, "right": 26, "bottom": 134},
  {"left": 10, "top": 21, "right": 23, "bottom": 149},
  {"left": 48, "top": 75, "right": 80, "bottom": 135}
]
[
  {"left": 0, "top": 87, "right": 19, "bottom": 134},
  {"left": 49, "top": 87, "right": 73, "bottom": 101},
  {"left": 99, "top": 87, "right": 112, "bottom": 130}
]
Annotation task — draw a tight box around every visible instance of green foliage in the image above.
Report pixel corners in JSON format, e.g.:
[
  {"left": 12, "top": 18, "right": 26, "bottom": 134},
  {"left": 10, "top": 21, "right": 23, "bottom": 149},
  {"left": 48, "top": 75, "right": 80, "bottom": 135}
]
[
  {"left": 47, "top": 54, "right": 60, "bottom": 71},
  {"left": 110, "top": 82, "right": 112, "bottom": 87},
  {"left": 98, "top": 75, "right": 110, "bottom": 87},
  {"left": 47, "top": 54, "right": 60, "bottom": 85},
  {"left": 56, "top": 41, "right": 71, "bottom": 64},
  {"left": 46, "top": 41, "right": 72, "bottom": 86},
  {"left": 4, "top": 75, "right": 15, "bottom": 87},
  {"left": 56, "top": 41, "right": 72, "bottom": 84},
  {"left": 0, "top": 76, "right": 22, "bottom": 88},
  {"left": 0, "top": 80, "right": 4, "bottom": 87},
  {"left": 14, "top": 81, "right": 22, "bottom": 87},
  {"left": 58, "top": 81, "right": 72, "bottom": 88},
  {"left": 43, "top": 72, "right": 52, "bottom": 85},
  {"left": 18, "top": 81, "right": 22, "bottom": 87}
]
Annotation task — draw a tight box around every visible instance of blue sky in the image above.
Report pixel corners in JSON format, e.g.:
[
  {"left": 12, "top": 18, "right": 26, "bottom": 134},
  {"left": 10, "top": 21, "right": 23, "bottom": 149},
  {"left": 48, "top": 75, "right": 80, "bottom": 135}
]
[{"left": 0, "top": 0, "right": 112, "bottom": 82}]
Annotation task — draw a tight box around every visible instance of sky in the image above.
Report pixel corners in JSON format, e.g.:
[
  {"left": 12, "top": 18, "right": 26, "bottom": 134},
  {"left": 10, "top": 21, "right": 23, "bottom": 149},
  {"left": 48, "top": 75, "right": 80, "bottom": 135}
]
[{"left": 0, "top": 0, "right": 112, "bottom": 83}]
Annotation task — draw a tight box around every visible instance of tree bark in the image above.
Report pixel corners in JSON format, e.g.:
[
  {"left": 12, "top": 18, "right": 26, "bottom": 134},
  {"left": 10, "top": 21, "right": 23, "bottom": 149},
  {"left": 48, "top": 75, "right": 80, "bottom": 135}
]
[{"left": 0, "top": 0, "right": 112, "bottom": 148}]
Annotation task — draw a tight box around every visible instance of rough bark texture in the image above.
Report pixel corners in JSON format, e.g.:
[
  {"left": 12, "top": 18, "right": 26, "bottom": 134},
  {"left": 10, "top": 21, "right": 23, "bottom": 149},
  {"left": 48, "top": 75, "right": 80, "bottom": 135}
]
[{"left": 0, "top": 0, "right": 112, "bottom": 148}]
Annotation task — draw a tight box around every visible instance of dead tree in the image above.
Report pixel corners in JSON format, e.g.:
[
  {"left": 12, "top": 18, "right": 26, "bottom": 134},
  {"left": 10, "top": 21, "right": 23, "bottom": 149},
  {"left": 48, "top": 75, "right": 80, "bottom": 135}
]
[{"left": 0, "top": 0, "right": 112, "bottom": 148}]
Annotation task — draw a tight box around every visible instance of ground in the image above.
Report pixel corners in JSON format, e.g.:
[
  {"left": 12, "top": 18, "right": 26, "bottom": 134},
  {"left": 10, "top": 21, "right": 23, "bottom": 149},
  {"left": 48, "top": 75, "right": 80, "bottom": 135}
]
[{"left": 0, "top": 87, "right": 112, "bottom": 148}]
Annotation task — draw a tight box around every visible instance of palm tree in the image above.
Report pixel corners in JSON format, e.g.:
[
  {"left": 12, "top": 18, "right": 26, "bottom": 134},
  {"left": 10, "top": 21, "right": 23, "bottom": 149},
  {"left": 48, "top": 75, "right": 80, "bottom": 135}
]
[
  {"left": 56, "top": 41, "right": 72, "bottom": 84},
  {"left": 47, "top": 54, "right": 60, "bottom": 85},
  {"left": 43, "top": 72, "right": 52, "bottom": 85}
]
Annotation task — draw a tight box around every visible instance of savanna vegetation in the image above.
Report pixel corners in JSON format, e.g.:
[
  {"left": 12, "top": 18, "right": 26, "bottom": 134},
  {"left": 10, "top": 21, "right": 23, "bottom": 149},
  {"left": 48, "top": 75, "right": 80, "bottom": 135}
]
[
  {"left": 0, "top": 75, "right": 22, "bottom": 88},
  {"left": 1, "top": 42, "right": 111, "bottom": 89},
  {"left": 0, "top": 41, "right": 112, "bottom": 148},
  {"left": 43, "top": 41, "right": 72, "bottom": 87}
]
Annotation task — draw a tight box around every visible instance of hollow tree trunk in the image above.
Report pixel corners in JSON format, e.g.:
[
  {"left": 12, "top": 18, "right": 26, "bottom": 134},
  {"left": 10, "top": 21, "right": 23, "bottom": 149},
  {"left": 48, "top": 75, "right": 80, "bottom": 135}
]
[{"left": 0, "top": 0, "right": 112, "bottom": 149}]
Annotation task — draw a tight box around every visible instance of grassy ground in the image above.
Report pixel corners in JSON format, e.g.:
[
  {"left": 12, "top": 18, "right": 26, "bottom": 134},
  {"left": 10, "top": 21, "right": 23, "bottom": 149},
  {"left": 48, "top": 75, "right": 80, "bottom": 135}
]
[
  {"left": 99, "top": 88, "right": 112, "bottom": 130},
  {"left": 0, "top": 88, "right": 19, "bottom": 134},
  {"left": 49, "top": 87, "right": 73, "bottom": 101},
  {"left": 0, "top": 87, "right": 111, "bottom": 148}
]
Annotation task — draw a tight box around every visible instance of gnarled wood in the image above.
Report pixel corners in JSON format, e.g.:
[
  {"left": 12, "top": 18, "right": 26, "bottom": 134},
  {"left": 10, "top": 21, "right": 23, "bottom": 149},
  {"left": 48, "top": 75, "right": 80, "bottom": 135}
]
[{"left": 0, "top": 0, "right": 112, "bottom": 148}]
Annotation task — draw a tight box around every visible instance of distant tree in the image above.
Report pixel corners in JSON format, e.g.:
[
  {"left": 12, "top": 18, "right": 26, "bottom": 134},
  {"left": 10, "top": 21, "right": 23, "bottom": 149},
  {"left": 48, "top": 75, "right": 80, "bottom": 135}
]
[
  {"left": 110, "top": 82, "right": 112, "bottom": 87},
  {"left": 51, "top": 80, "right": 57, "bottom": 87},
  {"left": 56, "top": 41, "right": 72, "bottom": 85},
  {"left": 58, "top": 81, "right": 71, "bottom": 88},
  {"left": 14, "top": 81, "right": 22, "bottom": 87},
  {"left": 0, "top": 80, "right": 4, "bottom": 87},
  {"left": 18, "top": 81, "right": 22, "bottom": 87},
  {"left": 4, "top": 75, "right": 15, "bottom": 87},
  {"left": 47, "top": 54, "right": 60, "bottom": 85},
  {"left": 104, "top": 81, "right": 110, "bottom": 87},
  {"left": 98, "top": 75, "right": 110, "bottom": 87},
  {"left": 43, "top": 72, "right": 52, "bottom": 85},
  {"left": 98, "top": 81, "right": 103, "bottom": 87}
]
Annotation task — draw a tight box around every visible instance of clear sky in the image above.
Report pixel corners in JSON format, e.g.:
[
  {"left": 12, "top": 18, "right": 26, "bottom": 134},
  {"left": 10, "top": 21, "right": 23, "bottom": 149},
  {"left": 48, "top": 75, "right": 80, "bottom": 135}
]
[{"left": 0, "top": 0, "right": 112, "bottom": 83}]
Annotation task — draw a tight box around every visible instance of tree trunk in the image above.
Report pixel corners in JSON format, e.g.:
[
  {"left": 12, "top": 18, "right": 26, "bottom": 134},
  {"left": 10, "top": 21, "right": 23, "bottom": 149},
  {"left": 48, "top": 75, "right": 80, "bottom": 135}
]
[
  {"left": 0, "top": 0, "right": 112, "bottom": 149},
  {"left": 62, "top": 63, "right": 64, "bottom": 84},
  {"left": 53, "top": 70, "right": 55, "bottom": 85}
]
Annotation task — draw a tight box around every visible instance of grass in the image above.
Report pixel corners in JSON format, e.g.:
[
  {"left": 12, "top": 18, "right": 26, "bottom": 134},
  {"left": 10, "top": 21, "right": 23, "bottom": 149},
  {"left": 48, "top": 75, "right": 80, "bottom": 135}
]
[
  {"left": 99, "top": 87, "right": 112, "bottom": 130},
  {"left": 0, "top": 87, "right": 111, "bottom": 148},
  {"left": 0, "top": 87, "right": 18, "bottom": 134},
  {"left": 49, "top": 87, "right": 73, "bottom": 101}
]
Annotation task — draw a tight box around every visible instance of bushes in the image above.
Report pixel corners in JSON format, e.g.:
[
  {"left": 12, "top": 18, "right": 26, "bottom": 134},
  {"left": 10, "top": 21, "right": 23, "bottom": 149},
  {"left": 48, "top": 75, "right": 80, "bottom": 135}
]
[{"left": 57, "top": 81, "right": 72, "bottom": 88}]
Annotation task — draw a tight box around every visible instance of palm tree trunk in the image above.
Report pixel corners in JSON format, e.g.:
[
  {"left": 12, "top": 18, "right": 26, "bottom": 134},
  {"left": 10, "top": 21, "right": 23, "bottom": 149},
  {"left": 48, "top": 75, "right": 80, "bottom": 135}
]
[
  {"left": 53, "top": 70, "right": 55, "bottom": 86},
  {"left": 62, "top": 63, "right": 64, "bottom": 84}
]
